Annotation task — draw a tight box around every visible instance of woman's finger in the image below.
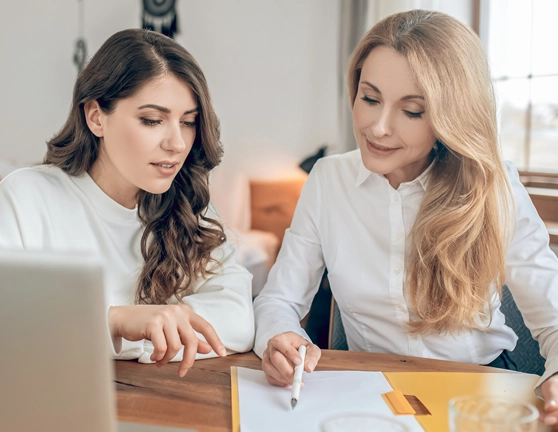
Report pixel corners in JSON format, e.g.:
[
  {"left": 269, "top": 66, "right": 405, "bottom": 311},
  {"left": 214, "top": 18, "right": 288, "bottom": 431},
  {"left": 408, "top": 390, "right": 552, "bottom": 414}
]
[
  {"left": 190, "top": 312, "right": 226, "bottom": 356},
  {"left": 269, "top": 334, "right": 305, "bottom": 368},
  {"left": 540, "top": 376, "right": 558, "bottom": 427},
  {"left": 268, "top": 346, "right": 300, "bottom": 384},
  {"left": 304, "top": 343, "right": 321, "bottom": 372},
  {"left": 176, "top": 319, "right": 199, "bottom": 377},
  {"left": 262, "top": 350, "right": 291, "bottom": 387},
  {"left": 148, "top": 324, "right": 167, "bottom": 362},
  {"left": 196, "top": 339, "right": 213, "bottom": 354},
  {"left": 156, "top": 321, "right": 183, "bottom": 366}
]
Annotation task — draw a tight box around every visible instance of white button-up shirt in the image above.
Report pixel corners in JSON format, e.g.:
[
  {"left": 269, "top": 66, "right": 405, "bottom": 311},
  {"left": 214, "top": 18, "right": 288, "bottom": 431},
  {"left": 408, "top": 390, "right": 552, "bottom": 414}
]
[{"left": 253, "top": 150, "right": 558, "bottom": 390}]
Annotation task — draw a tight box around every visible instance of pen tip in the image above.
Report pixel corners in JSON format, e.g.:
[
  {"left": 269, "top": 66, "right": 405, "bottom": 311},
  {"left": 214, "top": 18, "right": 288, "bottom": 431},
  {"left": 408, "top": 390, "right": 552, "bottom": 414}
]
[{"left": 291, "top": 399, "right": 297, "bottom": 409}]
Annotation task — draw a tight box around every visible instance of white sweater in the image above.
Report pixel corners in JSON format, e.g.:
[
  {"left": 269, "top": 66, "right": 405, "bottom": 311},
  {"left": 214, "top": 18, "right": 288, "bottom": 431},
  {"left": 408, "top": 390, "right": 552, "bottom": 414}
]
[{"left": 0, "top": 165, "right": 255, "bottom": 361}]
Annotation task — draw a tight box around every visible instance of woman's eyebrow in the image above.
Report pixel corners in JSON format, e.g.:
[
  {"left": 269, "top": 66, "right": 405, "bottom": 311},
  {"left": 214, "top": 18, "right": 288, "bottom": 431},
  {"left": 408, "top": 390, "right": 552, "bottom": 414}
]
[
  {"left": 361, "top": 81, "right": 381, "bottom": 94},
  {"left": 137, "top": 104, "right": 199, "bottom": 115},
  {"left": 138, "top": 104, "right": 170, "bottom": 113},
  {"left": 361, "top": 81, "right": 424, "bottom": 101},
  {"left": 400, "top": 94, "right": 424, "bottom": 101}
]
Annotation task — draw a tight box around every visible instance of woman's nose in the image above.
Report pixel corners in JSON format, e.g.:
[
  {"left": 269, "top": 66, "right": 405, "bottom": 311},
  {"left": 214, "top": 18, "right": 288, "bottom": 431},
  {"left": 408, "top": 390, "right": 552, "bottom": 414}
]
[
  {"left": 161, "top": 124, "right": 187, "bottom": 153},
  {"left": 371, "top": 109, "right": 393, "bottom": 138}
]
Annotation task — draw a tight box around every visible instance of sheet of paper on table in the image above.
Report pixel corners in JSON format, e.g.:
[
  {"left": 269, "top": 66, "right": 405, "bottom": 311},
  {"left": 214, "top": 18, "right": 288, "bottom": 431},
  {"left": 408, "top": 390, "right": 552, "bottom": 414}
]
[{"left": 236, "top": 367, "right": 423, "bottom": 432}]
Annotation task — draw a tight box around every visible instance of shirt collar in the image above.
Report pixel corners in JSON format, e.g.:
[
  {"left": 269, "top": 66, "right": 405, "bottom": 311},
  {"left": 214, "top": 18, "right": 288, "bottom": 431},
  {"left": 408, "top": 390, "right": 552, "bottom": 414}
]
[
  {"left": 355, "top": 156, "right": 435, "bottom": 191},
  {"left": 355, "top": 157, "right": 372, "bottom": 187}
]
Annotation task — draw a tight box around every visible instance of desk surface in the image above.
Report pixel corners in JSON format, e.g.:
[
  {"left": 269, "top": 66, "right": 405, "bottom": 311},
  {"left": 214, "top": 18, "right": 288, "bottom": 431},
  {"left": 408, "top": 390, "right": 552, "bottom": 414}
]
[{"left": 115, "top": 350, "right": 506, "bottom": 432}]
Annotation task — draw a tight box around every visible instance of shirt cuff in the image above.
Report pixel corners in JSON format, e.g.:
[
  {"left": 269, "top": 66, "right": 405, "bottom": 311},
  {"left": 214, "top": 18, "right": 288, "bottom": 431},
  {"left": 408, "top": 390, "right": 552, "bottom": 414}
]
[
  {"left": 535, "top": 360, "right": 558, "bottom": 398},
  {"left": 106, "top": 305, "right": 122, "bottom": 356}
]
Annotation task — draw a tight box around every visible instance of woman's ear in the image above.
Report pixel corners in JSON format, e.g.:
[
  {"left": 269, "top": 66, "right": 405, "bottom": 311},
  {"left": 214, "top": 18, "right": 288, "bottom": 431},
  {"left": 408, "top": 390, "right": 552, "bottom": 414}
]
[{"left": 83, "top": 100, "right": 104, "bottom": 138}]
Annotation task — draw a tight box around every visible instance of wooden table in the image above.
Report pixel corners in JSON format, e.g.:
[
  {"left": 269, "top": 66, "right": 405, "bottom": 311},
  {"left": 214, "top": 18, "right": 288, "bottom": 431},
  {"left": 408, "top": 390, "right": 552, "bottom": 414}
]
[{"left": 115, "top": 350, "right": 507, "bottom": 432}]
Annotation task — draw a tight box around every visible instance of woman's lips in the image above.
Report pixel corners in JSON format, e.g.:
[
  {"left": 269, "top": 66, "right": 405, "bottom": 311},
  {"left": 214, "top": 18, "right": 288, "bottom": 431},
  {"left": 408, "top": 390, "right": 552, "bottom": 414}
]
[
  {"left": 366, "top": 139, "right": 399, "bottom": 156},
  {"left": 150, "top": 163, "right": 178, "bottom": 176}
]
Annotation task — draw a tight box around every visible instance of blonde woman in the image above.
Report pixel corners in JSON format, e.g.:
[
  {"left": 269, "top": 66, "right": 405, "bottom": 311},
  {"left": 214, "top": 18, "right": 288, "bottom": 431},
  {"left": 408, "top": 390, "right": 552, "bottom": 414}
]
[{"left": 253, "top": 10, "right": 558, "bottom": 427}]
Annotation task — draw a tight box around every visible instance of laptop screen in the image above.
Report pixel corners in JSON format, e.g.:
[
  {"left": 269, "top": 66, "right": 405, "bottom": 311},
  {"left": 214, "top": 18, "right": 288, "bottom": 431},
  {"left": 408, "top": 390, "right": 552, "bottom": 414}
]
[{"left": 0, "top": 250, "right": 116, "bottom": 432}]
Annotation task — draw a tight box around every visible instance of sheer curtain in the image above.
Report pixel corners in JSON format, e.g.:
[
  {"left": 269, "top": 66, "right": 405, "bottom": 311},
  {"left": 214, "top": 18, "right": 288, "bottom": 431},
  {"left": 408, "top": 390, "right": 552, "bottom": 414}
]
[{"left": 338, "top": 0, "right": 369, "bottom": 153}]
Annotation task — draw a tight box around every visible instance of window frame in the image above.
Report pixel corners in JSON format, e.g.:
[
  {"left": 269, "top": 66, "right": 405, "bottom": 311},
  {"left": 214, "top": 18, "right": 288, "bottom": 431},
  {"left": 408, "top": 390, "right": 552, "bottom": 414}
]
[{"left": 476, "top": 0, "right": 558, "bottom": 178}]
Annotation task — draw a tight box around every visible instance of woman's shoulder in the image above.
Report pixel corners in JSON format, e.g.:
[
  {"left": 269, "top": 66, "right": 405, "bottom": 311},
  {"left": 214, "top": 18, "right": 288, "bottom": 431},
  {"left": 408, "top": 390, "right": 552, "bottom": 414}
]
[
  {"left": 502, "top": 160, "right": 520, "bottom": 180},
  {"left": 311, "top": 149, "right": 361, "bottom": 178},
  {"left": 1, "top": 164, "right": 69, "bottom": 187},
  {"left": 502, "top": 161, "right": 526, "bottom": 197},
  {"left": 0, "top": 165, "right": 76, "bottom": 203}
]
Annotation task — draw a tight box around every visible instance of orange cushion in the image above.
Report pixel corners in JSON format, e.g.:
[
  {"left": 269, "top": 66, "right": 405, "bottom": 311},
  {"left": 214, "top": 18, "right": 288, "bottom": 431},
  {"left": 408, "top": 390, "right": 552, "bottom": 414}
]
[{"left": 250, "top": 177, "right": 308, "bottom": 246}]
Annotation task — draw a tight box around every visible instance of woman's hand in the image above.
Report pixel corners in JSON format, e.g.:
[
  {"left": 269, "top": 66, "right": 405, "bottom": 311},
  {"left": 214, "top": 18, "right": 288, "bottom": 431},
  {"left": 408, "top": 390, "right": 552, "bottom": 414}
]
[
  {"left": 108, "top": 304, "right": 226, "bottom": 377},
  {"left": 541, "top": 375, "right": 558, "bottom": 429},
  {"left": 261, "top": 331, "right": 321, "bottom": 387}
]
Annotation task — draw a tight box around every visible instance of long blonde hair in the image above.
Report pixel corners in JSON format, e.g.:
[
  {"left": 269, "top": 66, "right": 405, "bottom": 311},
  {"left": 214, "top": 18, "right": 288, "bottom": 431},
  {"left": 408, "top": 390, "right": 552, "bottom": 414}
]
[{"left": 348, "top": 10, "right": 512, "bottom": 335}]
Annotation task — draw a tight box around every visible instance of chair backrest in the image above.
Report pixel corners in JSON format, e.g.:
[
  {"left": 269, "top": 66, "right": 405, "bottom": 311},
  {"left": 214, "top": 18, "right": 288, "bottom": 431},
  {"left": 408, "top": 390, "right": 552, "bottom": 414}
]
[
  {"left": 329, "top": 286, "right": 547, "bottom": 375},
  {"left": 500, "top": 285, "right": 546, "bottom": 376},
  {"left": 328, "top": 299, "right": 348, "bottom": 351}
]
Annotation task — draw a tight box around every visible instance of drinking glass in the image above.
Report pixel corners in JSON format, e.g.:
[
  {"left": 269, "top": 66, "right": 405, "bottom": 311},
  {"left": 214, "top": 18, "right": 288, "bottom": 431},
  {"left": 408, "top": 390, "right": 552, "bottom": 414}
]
[
  {"left": 321, "top": 413, "right": 409, "bottom": 432},
  {"left": 448, "top": 395, "right": 539, "bottom": 432}
]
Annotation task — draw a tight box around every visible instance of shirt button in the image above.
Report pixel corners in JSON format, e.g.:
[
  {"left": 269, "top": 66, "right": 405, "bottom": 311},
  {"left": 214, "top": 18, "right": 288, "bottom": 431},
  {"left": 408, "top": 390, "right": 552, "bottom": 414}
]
[
  {"left": 397, "top": 305, "right": 406, "bottom": 313},
  {"left": 393, "top": 194, "right": 400, "bottom": 202},
  {"left": 394, "top": 267, "right": 401, "bottom": 274},
  {"left": 395, "top": 232, "right": 403, "bottom": 241}
]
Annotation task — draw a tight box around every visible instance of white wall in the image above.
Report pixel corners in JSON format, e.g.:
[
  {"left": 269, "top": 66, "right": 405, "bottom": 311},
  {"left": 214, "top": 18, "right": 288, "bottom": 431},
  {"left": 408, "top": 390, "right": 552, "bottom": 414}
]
[
  {"left": 366, "top": 0, "right": 473, "bottom": 28},
  {"left": 0, "top": 1, "right": 142, "bottom": 168},
  {"left": 0, "top": 0, "right": 340, "bottom": 178}
]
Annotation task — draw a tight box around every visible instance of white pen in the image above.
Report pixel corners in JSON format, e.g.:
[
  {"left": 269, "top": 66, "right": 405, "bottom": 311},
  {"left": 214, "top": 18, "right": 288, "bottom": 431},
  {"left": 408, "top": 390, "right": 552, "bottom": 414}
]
[{"left": 291, "top": 344, "right": 307, "bottom": 409}]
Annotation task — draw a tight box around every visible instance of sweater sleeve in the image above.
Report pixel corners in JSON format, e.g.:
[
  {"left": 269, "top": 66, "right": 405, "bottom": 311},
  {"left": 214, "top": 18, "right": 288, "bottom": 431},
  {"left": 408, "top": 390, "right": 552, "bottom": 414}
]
[
  {"left": 138, "top": 205, "right": 255, "bottom": 363},
  {"left": 183, "top": 237, "right": 255, "bottom": 356},
  {"left": 252, "top": 161, "right": 327, "bottom": 358},
  {"left": 0, "top": 174, "right": 26, "bottom": 249},
  {"left": 503, "top": 162, "right": 558, "bottom": 397},
  {"left": 0, "top": 170, "right": 125, "bottom": 357}
]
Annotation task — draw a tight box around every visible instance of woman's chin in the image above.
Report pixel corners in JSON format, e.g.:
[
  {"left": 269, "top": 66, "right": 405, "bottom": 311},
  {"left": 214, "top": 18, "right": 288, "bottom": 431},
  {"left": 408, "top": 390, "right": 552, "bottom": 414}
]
[{"left": 141, "top": 181, "right": 175, "bottom": 196}]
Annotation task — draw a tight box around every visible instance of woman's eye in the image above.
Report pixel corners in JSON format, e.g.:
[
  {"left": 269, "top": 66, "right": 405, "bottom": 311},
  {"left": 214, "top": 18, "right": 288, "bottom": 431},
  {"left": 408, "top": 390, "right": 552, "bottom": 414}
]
[
  {"left": 140, "top": 118, "right": 162, "bottom": 127},
  {"left": 361, "top": 96, "right": 379, "bottom": 105},
  {"left": 405, "top": 111, "right": 424, "bottom": 119},
  {"left": 182, "top": 121, "right": 197, "bottom": 128}
]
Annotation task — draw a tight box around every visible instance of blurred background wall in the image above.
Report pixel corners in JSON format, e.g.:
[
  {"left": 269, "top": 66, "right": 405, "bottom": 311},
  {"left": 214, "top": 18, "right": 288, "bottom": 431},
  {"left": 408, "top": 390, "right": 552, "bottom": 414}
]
[
  {"left": 0, "top": 0, "right": 475, "bottom": 178},
  {"left": 0, "top": 0, "right": 340, "bottom": 179}
]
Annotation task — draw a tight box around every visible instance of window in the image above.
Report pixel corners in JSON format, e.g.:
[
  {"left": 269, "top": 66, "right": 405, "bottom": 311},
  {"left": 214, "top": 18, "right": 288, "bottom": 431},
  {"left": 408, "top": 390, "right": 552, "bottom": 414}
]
[{"left": 483, "top": 0, "right": 558, "bottom": 175}]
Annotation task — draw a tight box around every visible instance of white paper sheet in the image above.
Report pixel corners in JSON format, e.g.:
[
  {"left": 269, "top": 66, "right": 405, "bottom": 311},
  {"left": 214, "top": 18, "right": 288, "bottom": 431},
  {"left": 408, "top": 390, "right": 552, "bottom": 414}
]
[{"left": 236, "top": 367, "right": 424, "bottom": 432}]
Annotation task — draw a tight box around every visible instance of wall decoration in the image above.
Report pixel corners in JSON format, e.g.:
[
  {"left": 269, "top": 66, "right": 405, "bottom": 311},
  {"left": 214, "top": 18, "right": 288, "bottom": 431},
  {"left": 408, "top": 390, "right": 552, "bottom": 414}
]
[
  {"left": 142, "top": 0, "right": 179, "bottom": 38},
  {"left": 73, "top": 0, "right": 87, "bottom": 73}
]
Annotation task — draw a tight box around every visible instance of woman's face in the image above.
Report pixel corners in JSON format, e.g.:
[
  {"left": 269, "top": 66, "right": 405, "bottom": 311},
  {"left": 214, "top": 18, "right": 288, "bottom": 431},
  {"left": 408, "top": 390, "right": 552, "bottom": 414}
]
[
  {"left": 352, "top": 46, "right": 436, "bottom": 189},
  {"left": 86, "top": 74, "right": 198, "bottom": 208}
]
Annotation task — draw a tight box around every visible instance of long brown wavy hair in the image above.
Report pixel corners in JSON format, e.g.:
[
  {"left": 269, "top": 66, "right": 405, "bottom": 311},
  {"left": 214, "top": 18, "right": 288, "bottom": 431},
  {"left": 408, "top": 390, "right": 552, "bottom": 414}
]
[
  {"left": 348, "top": 10, "right": 513, "bottom": 335},
  {"left": 44, "top": 29, "right": 226, "bottom": 304}
]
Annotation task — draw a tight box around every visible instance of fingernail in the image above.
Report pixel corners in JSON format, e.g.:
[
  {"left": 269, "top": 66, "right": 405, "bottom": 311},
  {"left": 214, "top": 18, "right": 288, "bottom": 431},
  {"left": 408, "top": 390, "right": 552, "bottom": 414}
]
[
  {"left": 179, "top": 369, "right": 188, "bottom": 378},
  {"left": 219, "top": 346, "right": 227, "bottom": 356},
  {"left": 292, "top": 357, "right": 301, "bottom": 366},
  {"left": 307, "top": 361, "right": 315, "bottom": 371},
  {"left": 546, "top": 400, "right": 558, "bottom": 410}
]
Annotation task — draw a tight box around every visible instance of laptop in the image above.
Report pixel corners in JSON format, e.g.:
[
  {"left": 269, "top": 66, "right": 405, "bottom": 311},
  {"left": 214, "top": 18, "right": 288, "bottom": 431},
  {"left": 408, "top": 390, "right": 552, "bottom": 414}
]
[{"left": 0, "top": 250, "right": 196, "bottom": 432}]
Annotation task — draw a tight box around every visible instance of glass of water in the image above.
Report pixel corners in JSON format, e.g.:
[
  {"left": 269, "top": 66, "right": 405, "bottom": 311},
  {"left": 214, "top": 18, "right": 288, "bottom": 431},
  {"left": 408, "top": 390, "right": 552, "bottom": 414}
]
[{"left": 448, "top": 395, "right": 540, "bottom": 432}]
